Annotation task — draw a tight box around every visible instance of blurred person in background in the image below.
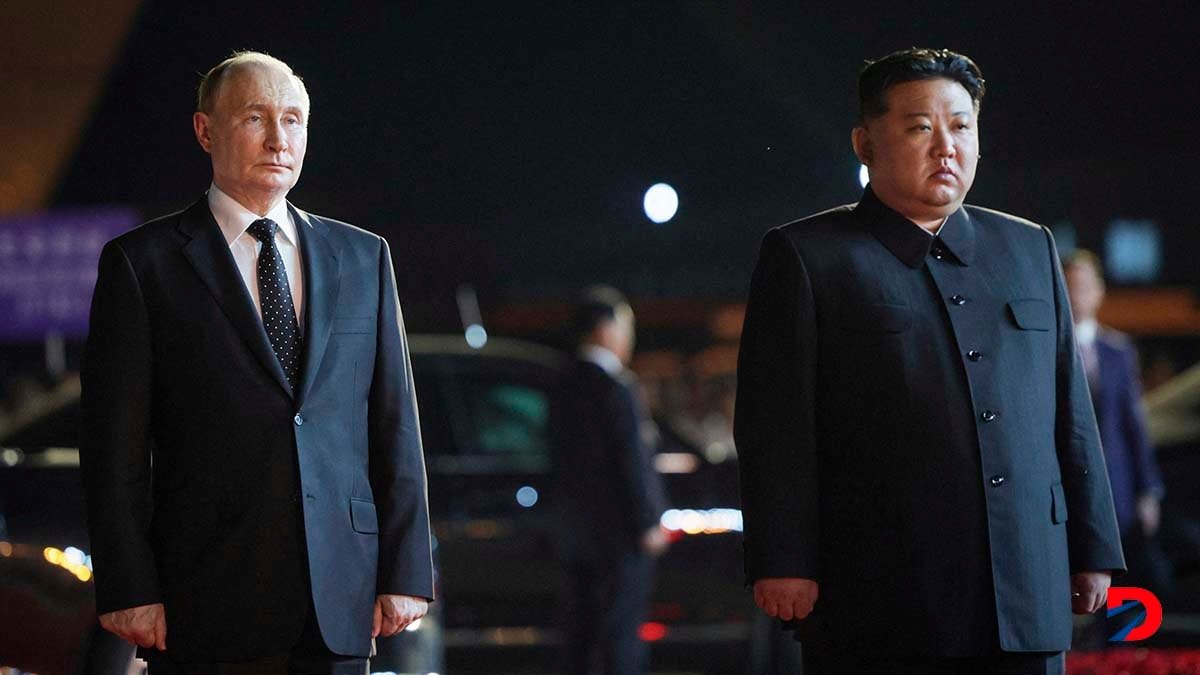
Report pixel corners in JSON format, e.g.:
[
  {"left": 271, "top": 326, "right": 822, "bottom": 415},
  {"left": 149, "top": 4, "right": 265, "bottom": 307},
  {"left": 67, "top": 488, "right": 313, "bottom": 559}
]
[
  {"left": 1064, "top": 250, "right": 1171, "bottom": 593},
  {"left": 550, "top": 286, "right": 669, "bottom": 675},
  {"left": 735, "top": 48, "right": 1124, "bottom": 674},
  {"left": 80, "top": 51, "right": 433, "bottom": 673}
]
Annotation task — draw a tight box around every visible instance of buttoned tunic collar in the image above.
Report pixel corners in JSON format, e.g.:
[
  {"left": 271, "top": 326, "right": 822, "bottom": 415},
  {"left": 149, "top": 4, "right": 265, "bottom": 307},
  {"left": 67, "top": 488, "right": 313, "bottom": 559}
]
[{"left": 855, "top": 184, "right": 977, "bottom": 268}]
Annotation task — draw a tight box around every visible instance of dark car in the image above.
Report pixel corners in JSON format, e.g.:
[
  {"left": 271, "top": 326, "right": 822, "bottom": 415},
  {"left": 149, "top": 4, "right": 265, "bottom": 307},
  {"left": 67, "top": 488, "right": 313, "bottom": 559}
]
[{"left": 0, "top": 335, "right": 795, "bottom": 674}]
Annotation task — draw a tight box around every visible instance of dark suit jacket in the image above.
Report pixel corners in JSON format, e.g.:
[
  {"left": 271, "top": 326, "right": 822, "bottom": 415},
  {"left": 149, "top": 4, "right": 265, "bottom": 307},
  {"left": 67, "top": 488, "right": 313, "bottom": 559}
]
[
  {"left": 80, "top": 197, "right": 434, "bottom": 661},
  {"left": 549, "top": 359, "right": 667, "bottom": 563},
  {"left": 1090, "top": 328, "right": 1164, "bottom": 535},
  {"left": 734, "top": 186, "right": 1124, "bottom": 657}
]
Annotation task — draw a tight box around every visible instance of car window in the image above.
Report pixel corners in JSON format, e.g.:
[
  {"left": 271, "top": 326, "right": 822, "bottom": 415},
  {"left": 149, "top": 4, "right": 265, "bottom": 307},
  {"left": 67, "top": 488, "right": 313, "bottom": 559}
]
[{"left": 449, "top": 358, "right": 557, "bottom": 474}]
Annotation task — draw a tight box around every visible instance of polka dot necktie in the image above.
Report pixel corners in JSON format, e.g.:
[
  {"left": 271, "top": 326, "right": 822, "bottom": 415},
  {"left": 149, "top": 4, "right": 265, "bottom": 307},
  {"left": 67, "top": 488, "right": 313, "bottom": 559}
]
[{"left": 248, "top": 218, "right": 303, "bottom": 391}]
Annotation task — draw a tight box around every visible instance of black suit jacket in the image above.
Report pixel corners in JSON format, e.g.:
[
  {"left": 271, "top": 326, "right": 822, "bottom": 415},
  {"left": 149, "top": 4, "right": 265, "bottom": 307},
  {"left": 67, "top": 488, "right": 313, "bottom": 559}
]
[
  {"left": 80, "top": 197, "right": 434, "bottom": 660},
  {"left": 734, "top": 186, "right": 1124, "bottom": 657},
  {"left": 549, "top": 359, "right": 667, "bottom": 563}
]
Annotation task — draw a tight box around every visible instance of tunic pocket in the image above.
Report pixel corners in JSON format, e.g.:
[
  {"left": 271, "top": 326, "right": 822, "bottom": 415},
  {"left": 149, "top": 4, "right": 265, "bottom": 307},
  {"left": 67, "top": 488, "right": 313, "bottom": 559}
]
[
  {"left": 1050, "top": 482, "right": 1068, "bottom": 524},
  {"left": 1008, "top": 299, "right": 1053, "bottom": 331}
]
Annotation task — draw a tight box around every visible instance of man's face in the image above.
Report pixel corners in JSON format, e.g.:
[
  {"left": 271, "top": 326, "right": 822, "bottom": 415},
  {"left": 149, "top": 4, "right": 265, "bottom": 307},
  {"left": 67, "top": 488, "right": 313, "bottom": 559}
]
[
  {"left": 193, "top": 64, "right": 308, "bottom": 208},
  {"left": 1065, "top": 263, "right": 1105, "bottom": 323},
  {"left": 592, "top": 305, "right": 637, "bottom": 365},
  {"left": 853, "top": 78, "right": 979, "bottom": 224}
]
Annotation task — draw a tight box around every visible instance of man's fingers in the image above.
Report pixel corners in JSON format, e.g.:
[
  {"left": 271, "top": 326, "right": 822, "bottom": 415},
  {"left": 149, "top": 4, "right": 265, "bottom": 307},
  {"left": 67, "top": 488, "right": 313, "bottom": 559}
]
[
  {"left": 155, "top": 610, "right": 167, "bottom": 651},
  {"left": 1072, "top": 592, "right": 1099, "bottom": 615},
  {"left": 372, "top": 601, "right": 382, "bottom": 638},
  {"left": 793, "top": 597, "right": 814, "bottom": 621},
  {"left": 133, "top": 626, "right": 156, "bottom": 649},
  {"left": 763, "top": 599, "right": 779, "bottom": 618}
]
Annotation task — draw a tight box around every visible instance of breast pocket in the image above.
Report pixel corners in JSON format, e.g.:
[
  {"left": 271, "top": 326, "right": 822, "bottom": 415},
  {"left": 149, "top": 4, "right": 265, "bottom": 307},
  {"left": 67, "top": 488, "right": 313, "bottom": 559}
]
[
  {"left": 1008, "top": 299, "right": 1053, "bottom": 331},
  {"left": 835, "top": 302, "right": 912, "bottom": 334},
  {"left": 332, "top": 316, "right": 375, "bottom": 335}
]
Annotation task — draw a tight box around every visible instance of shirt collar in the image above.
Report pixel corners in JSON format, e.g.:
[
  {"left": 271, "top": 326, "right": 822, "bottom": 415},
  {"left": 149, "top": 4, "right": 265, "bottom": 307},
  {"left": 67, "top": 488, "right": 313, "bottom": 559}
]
[
  {"left": 854, "top": 184, "right": 976, "bottom": 268},
  {"left": 207, "top": 183, "right": 297, "bottom": 248},
  {"left": 579, "top": 344, "right": 624, "bottom": 376}
]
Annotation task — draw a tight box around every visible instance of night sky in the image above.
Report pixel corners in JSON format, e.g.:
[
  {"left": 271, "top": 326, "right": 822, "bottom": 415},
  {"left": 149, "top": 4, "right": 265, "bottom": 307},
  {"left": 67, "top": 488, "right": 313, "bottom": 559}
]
[{"left": 55, "top": 1, "right": 1200, "bottom": 329}]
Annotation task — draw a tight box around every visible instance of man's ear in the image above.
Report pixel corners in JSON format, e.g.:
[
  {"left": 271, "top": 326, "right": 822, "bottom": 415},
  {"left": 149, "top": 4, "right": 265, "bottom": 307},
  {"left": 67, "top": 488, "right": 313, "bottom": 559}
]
[
  {"left": 193, "top": 112, "right": 214, "bottom": 153},
  {"left": 851, "top": 126, "right": 872, "bottom": 165}
]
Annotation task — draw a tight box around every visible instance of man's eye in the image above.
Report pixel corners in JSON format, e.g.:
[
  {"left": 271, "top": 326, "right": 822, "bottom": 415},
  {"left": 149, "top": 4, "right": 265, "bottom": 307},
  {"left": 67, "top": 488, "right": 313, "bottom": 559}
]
[{"left": 248, "top": 115, "right": 262, "bottom": 123}]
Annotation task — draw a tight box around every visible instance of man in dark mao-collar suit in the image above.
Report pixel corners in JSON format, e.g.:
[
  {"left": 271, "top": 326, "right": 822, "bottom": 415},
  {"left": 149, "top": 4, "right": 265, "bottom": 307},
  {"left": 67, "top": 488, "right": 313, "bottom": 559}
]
[
  {"left": 81, "top": 52, "right": 434, "bottom": 673},
  {"left": 734, "top": 48, "right": 1124, "bottom": 674}
]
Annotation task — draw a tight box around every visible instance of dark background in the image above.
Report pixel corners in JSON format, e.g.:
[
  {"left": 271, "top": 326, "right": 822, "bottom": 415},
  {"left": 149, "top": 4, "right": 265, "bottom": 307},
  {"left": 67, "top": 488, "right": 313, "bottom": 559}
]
[{"left": 53, "top": 1, "right": 1200, "bottom": 330}]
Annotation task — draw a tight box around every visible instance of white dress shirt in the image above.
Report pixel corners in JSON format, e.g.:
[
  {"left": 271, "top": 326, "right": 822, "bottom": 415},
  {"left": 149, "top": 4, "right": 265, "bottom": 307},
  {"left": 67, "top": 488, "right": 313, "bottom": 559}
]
[
  {"left": 207, "top": 184, "right": 305, "bottom": 330},
  {"left": 1075, "top": 318, "right": 1098, "bottom": 347}
]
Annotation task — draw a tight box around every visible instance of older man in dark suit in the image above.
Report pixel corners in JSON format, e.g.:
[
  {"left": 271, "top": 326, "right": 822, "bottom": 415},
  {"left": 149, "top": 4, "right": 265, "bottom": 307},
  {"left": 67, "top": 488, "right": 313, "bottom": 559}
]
[
  {"left": 735, "top": 48, "right": 1124, "bottom": 674},
  {"left": 81, "top": 52, "right": 433, "bottom": 673}
]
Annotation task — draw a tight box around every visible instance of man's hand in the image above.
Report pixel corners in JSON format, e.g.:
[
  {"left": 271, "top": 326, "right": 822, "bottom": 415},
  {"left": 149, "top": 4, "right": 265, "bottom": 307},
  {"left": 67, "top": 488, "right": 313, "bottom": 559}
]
[
  {"left": 372, "top": 594, "right": 429, "bottom": 638},
  {"left": 640, "top": 525, "right": 669, "bottom": 558},
  {"left": 98, "top": 603, "right": 166, "bottom": 650},
  {"left": 1136, "top": 494, "right": 1162, "bottom": 536},
  {"left": 753, "top": 578, "right": 819, "bottom": 622},
  {"left": 1071, "top": 571, "right": 1112, "bottom": 614}
]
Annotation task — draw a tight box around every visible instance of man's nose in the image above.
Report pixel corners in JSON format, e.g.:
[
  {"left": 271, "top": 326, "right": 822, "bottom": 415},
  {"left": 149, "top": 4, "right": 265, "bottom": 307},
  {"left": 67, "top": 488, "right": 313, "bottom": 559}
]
[
  {"left": 932, "top": 128, "right": 956, "bottom": 158},
  {"left": 265, "top": 120, "right": 289, "bottom": 152}
]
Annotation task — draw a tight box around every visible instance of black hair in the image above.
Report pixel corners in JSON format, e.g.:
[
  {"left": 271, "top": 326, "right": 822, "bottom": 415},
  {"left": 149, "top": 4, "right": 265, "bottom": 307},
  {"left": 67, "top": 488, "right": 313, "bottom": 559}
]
[
  {"left": 859, "top": 48, "right": 985, "bottom": 121},
  {"left": 568, "top": 285, "right": 629, "bottom": 346}
]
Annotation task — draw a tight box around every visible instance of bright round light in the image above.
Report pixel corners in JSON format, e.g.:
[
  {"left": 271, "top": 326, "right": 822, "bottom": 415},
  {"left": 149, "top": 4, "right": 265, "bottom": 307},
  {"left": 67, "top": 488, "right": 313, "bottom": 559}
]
[
  {"left": 516, "top": 486, "right": 539, "bottom": 508},
  {"left": 464, "top": 324, "right": 488, "bottom": 349},
  {"left": 858, "top": 164, "right": 870, "bottom": 189},
  {"left": 643, "top": 183, "right": 679, "bottom": 224}
]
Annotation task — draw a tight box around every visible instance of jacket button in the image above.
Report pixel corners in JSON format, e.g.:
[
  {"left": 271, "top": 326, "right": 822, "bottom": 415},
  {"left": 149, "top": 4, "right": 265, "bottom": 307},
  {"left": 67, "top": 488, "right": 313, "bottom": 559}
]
[
  {"left": 980, "top": 410, "right": 997, "bottom": 422},
  {"left": 950, "top": 294, "right": 967, "bottom": 306},
  {"left": 990, "top": 475, "right": 1006, "bottom": 487},
  {"left": 294, "top": 414, "right": 304, "bottom": 426},
  {"left": 967, "top": 350, "right": 983, "bottom": 361}
]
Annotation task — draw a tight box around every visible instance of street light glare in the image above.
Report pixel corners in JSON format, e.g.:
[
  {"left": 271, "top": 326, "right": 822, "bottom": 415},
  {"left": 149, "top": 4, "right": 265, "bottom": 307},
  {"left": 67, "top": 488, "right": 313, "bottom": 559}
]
[{"left": 643, "top": 183, "right": 679, "bottom": 224}]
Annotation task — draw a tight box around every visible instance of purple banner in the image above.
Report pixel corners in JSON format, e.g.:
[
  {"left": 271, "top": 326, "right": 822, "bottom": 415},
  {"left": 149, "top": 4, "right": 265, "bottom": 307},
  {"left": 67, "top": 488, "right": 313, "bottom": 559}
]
[{"left": 0, "top": 208, "right": 141, "bottom": 341}]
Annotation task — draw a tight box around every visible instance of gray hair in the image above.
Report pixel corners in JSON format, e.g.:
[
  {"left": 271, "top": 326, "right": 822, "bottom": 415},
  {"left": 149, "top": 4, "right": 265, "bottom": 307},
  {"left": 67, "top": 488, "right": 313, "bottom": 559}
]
[{"left": 196, "top": 51, "right": 310, "bottom": 115}]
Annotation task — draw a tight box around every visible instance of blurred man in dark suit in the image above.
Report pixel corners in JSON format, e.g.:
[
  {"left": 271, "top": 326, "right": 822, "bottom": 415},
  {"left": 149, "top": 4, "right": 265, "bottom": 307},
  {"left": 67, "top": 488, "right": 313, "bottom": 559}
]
[
  {"left": 550, "top": 286, "right": 668, "bottom": 675},
  {"left": 735, "top": 48, "right": 1124, "bottom": 674},
  {"left": 1064, "top": 250, "right": 1168, "bottom": 589},
  {"left": 81, "top": 52, "right": 433, "bottom": 673}
]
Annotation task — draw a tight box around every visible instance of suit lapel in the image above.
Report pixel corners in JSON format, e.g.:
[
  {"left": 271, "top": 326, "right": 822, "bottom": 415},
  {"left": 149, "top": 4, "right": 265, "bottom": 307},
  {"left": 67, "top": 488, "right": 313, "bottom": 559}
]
[
  {"left": 178, "top": 198, "right": 293, "bottom": 397},
  {"left": 291, "top": 204, "right": 340, "bottom": 408}
]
